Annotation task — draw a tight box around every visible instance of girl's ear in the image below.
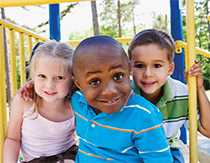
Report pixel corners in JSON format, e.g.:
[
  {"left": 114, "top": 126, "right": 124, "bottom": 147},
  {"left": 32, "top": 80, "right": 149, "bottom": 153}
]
[{"left": 168, "top": 62, "right": 175, "bottom": 75}]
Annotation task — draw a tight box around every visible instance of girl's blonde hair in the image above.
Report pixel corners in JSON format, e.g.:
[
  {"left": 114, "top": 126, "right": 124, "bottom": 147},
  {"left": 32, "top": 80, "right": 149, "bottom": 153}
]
[
  {"left": 30, "top": 40, "right": 73, "bottom": 78},
  {"left": 28, "top": 40, "right": 74, "bottom": 117}
]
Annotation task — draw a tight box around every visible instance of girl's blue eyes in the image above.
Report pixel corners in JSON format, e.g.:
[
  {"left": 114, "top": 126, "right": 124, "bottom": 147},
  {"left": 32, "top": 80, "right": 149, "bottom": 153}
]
[
  {"left": 56, "top": 76, "right": 65, "bottom": 80},
  {"left": 37, "top": 74, "right": 65, "bottom": 80},
  {"left": 38, "top": 74, "right": 46, "bottom": 78}
]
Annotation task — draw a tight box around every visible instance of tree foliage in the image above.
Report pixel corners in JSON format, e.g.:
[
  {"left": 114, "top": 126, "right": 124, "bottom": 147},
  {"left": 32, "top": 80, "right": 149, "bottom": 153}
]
[
  {"left": 99, "top": 0, "right": 136, "bottom": 37},
  {"left": 194, "top": 0, "right": 210, "bottom": 89},
  {"left": 152, "top": 13, "right": 168, "bottom": 32},
  {"left": 182, "top": 0, "right": 210, "bottom": 89}
]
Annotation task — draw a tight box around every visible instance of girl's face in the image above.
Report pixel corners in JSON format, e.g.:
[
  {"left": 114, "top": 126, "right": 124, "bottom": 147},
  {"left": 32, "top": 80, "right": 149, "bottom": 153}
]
[
  {"left": 33, "top": 55, "right": 72, "bottom": 103},
  {"left": 130, "top": 44, "right": 174, "bottom": 102}
]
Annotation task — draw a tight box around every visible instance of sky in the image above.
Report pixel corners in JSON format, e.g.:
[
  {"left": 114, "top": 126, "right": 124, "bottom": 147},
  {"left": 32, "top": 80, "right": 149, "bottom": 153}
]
[{"left": 4, "top": 0, "right": 170, "bottom": 41}]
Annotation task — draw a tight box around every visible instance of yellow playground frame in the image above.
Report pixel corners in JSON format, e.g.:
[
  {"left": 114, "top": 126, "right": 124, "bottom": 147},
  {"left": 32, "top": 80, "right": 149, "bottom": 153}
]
[{"left": 0, "top": 0, "right": 210, "bottom": 163}]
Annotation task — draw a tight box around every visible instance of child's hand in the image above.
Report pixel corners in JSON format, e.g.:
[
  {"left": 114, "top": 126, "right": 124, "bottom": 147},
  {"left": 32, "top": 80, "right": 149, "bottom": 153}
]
[
  {"left": 17, "top": 80, "right": 34, "bottom": 101},
  {"left": 189, "top": 61, "right": 204, "bottom": 89}
]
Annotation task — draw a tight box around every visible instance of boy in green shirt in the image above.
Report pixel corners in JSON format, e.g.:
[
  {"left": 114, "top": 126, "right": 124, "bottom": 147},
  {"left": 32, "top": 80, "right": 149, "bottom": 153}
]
[{"left": 128, "top": 29, "right": 210, "bottom": 163}]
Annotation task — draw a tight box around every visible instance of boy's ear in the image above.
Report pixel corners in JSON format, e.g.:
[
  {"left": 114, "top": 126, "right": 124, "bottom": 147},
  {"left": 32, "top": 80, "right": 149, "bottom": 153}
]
[
  {"left": 168, "top": 63, "right": 175, "bottom": 75},
  {"left": 72, "top": 76, "right": 81, "bottom": 90},
  {"left": 128, "top": 61, "right": 132, "bottom": 75}
]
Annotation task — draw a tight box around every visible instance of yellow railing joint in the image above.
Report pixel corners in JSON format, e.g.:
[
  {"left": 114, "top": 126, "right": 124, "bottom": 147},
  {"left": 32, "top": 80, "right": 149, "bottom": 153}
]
[{"left": 175, "top": 40, "right": 210, "bottom": 59}]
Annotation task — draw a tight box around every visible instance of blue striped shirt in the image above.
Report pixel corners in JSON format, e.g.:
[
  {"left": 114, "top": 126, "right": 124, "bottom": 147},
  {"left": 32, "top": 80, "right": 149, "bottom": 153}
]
[{"left": 71, "top": 91, "right": 173, "bottom": 163}]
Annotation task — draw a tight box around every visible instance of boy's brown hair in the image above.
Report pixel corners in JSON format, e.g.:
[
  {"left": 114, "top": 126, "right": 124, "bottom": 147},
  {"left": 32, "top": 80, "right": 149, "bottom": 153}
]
[{"left": 128, "top": 29, "right": 175, "bottom": 63}]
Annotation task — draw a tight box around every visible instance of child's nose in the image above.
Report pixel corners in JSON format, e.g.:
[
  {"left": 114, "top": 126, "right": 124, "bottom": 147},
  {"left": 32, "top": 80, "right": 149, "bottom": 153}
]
[
  {"left": 102, "top": 81, "right": 117, "bottom": 96},
  {"left": 45, "top": 79, "right": 55, "bottom": 89},
  {"left": 144, "top": 67, "right": 153, "bottom": 77}
]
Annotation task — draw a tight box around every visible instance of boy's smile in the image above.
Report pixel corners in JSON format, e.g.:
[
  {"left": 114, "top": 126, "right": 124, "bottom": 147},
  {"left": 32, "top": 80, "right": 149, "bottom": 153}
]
[{"left": 73, "top": 45, "right": 131, "bottom": 114}]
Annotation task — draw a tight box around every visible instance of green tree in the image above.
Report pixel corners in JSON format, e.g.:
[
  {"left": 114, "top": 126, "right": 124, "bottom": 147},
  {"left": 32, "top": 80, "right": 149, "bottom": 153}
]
[
  {"left": 99, "top": 0, "right": 118, "bottom": 37},
  {"left": 182, "top": 0, "right": 210, "bottom": 89},
  {"left": 195, "top": 0, "right": 210, "bottom": 89},
  {"left": 91, "top": 1, "right": 100, "bottom": 35},
  {"left": 99, "top": 0, "right": 136, "bottom": 37},
  {"left": 152, "top": 13, "right": 168, "bottom": 32}
]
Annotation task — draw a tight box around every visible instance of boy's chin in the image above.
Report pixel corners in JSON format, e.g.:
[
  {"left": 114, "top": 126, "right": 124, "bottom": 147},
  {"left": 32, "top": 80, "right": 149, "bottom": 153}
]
[{"left": 94, "top": 106, "right": 121, "bottom": 114}]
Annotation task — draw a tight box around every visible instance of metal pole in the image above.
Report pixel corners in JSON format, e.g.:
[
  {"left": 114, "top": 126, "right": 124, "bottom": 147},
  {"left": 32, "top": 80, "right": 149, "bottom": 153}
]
[
  {"left": 170, "top": 0, "right": 185, "bottom": 82},
  {"left": 49, "top": 4, "right": 60, "bottom": 41},
  {"left": 186, "top": 0, "right": 198, "bottom": 162},
  {"left": 170, "top": 0, "right": 187, "bottom": 144}
]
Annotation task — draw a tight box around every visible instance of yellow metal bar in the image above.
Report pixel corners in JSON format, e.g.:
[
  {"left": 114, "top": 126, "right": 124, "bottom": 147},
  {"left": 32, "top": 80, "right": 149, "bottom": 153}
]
[
  {"left": 28, "top": 35, "right": 32, "bottom": 59},
  {"left": 67, "top": 40, "right": 80, "bottom": 48},
  {"left": 35, "top": 38, "right": 40, "bottom": 45},
  {"left": 0, "top": 0, "right": 93, "bottom": 7},
  {"left": 116, "top": 37, "right": 131, "bottom": 45},
  {"left": 175, "top": 40, "right": 210, "bottom": 71},
  {"left": 186, "top": 1, "right": 198, "bottom": 163},
  {"left": 9, "top": 29, "right": 17, "bottom": 97},
  {"left": 1, "top": 32, "right": 7, "bottom": 139},
  {"left": 196, "top": 47, "right": 210, "bottom": 58},
  {"left": 0, "top": 24, "right": 7, "bottom": 163},
  {"left": 0, "top": 19, "right": 46, "bottom": 42},
  {"left": 19, "top": 32, "right": 26, "bottom": 86}
]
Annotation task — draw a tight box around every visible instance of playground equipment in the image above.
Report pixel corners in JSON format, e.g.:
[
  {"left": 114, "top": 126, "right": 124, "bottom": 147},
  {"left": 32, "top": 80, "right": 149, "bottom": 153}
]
[
  {"left": 0, "top": 0, "right": 210, "bottom": 163},
  {"left": 0, "top": 19, "right": 46, "bottom": 163},
  {"left": 185, "top": 1, "right": 198, "bottom": 162},
  {"left": 0, "top": 0, "right": 91, "bottom": 7}
]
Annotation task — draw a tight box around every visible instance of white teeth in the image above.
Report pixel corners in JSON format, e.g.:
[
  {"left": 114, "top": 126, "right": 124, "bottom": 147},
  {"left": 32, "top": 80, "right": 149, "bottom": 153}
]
[
  {"left": 107, "top": 101, "right": 112, "bottom": 104},
  {"left": 99, "top": 97, "right": 120, "bottom": 104},
  {"left": 107, "top": 99, "right": 119, "bottom": 104}
]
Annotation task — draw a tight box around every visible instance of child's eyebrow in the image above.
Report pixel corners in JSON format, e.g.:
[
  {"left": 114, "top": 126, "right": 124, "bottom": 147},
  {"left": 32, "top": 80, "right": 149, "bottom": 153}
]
[
  {"left": 108, "top": 64, "right": 124, "bottom": 71},
  {"left": 86, "top": 70, "right": 102, "bottom": 77},
  {"left": 86, "top": 64, "right": 125, "bottom": 76},
  {"left": 152, "top": 60, "right": 167, "bottom": 63},
  {"left": 134, "top": 60, "right": 166, "bottom": 63}
]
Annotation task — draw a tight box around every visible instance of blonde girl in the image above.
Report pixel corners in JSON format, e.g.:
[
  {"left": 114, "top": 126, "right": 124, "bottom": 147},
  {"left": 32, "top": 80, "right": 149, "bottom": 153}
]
[{"left": 3, "top": 41, "right": 77, "bottom": 163}]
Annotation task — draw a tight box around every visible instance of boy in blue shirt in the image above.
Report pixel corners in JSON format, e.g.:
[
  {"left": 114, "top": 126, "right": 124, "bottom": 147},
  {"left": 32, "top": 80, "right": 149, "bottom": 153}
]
[{"left": 71, "top": 35, "right": 173, "bottom": 163}]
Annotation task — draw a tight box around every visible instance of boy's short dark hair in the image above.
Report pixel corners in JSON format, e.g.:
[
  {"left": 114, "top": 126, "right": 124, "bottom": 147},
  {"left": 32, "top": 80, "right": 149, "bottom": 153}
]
[
  {"left": 73, "top": 35, "right": 127, "bottom": 58},
  {"left": 72, "top": 35, "right": 129, "bottom": 74},
  {"left": 128, "top": 29, "right": 175, "bottom": 62}
]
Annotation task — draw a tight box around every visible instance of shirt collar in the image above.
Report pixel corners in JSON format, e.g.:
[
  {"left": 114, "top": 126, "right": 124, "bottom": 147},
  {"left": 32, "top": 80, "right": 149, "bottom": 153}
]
[
  {"left": 77, "top": 90, "right": 134, "bottom": 115},
  {"left": 157, "top": 77, "right": 174, "bottom": 108},
  {"left": 131, "top": 77, "right": 174, "bottom": 107}
]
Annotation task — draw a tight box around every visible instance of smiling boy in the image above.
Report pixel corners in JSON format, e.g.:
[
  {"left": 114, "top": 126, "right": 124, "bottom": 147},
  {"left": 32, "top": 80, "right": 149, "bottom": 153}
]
[{"left": 71, "top": 35, "right": 173, "bottom": 163}]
